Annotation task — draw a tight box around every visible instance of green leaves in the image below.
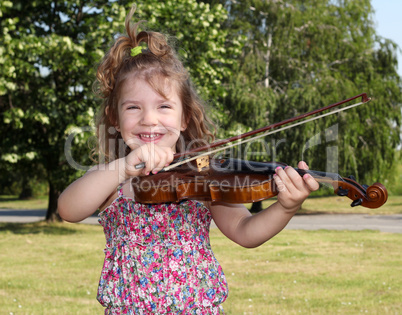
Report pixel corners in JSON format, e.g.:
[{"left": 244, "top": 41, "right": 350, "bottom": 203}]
[
  {"left": 210, "top": 0, "right": 401, "bottom": 185},
  {"left": 0, "top": 1, "right": 120, "bottom": 215}
]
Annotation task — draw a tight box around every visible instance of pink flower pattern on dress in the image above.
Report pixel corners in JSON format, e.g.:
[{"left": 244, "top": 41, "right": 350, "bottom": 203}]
[{"left": 97, "top": 186, "right": 228, "bottom": 314}]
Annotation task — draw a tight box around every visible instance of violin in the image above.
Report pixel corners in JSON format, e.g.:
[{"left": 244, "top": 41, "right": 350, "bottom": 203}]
[
  {"left": 132, "top": 93, "right": 388, "bottom": 208},
  {"left": 132, "top": 157, "right": 388, "bottom": 208}
]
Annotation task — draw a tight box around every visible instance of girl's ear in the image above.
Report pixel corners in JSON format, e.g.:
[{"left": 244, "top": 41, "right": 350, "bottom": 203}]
[
  {"left": 105, "top": 106, "right": 120, "bottom": 132},
  {"left": 180, "top": 120, "right": 187, "bottom": 132},
  {"left": 180, "top": 113, "right": 189, "bottom": 131}
]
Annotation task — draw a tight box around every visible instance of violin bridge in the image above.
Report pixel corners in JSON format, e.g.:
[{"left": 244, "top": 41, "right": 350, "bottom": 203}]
[{"left": 196, "top": 156, "right": 210, "bottom": 171}]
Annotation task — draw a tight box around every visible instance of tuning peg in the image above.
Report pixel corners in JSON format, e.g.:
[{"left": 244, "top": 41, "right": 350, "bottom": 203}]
[
  {"left": 351, "top": 198, "right": 363, "bottom": 207},
  {"left": 348, "top": 175, "right": 357, "bottom": 181},
  {"left": 337, "top": 187, "right": 349, "bottom": 196}
]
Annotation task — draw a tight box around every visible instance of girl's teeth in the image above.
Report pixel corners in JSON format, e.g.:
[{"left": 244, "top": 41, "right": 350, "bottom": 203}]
[{"left": 141, "top": 134, "right": 159, "bottom": 138}]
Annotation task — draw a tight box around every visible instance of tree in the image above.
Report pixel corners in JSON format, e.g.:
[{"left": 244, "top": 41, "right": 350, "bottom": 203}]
[
  {"left": 269, "top": 0, "right": 401, "bottom": 186},
  {"left": 0, "top": 0, "right": 240, "bottom": 221},
  {"left": 205, "top": 0, "right": 401, "bottom": 186},
  {"left": 0, "top": 1, "right": 128, "bottom": 220}
]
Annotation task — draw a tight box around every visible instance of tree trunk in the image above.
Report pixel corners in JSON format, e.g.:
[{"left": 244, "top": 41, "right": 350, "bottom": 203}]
[
  {"left": 19, "top": 177, "right": 33, "bottom": 200},
  {"left": 46, "top": 182, "right": 62, "bottom": 222},
  {"left": 264, "top": 30, "right": 272, "bottom": 89}
]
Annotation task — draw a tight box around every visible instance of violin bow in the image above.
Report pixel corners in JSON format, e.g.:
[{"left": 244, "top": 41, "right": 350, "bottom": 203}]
[
  {"left": 161, "top": 93, "right": 370, "bottom": 171},
  {"left": 134, "top": 93, "right": 370, "bottom": 171}
]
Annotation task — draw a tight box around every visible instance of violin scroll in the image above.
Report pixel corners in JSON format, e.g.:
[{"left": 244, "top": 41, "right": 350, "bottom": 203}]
[
  {"left": 335, "top": 178, "right": 388, "bottom": 209},
  {"left": 364, "top": 183, "right": 388, "bottom": 208}
]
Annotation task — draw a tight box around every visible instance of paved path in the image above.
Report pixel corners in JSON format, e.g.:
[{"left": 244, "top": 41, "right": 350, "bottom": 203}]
[
  {"left": 286, "top": 213, "right": 402, "bottom": 233},
  {"left": 0, "top": 209, "right": 401, "bottom": 233}
]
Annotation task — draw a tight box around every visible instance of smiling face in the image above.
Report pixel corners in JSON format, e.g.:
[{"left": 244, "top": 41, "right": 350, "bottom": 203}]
[{"left": 115, "top": 77, "right": 187, "bottom": 152}]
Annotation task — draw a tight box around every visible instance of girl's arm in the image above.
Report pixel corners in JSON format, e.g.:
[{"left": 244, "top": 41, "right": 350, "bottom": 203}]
[
  {"left": 58, "top": 159, "right": 127, "bottom": 222},
  {"left": 209, "top": 161, "right": 319, "bottom": 248},
  {"left": 58, "top": 144, "right": 174, "bottom": 222}
]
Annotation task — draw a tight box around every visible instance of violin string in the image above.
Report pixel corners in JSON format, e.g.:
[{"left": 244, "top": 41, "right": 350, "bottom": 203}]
[
  {"left": 302, "top": 169, "right": 346, "bottom": 184},
  {"left": 164, "top": 100, "right": 366, "bottom": 171}
]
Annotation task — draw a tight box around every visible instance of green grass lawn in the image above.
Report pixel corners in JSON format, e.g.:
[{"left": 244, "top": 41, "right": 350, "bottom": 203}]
[
  {"left": 0, "top": 222, "right": 401, "bottom": 314},
  {"left": 0, "top": 195, "right": 48, "bottom": 209},
  {"left": 1, "top": 171, "right": 401, "bottom": 315}
]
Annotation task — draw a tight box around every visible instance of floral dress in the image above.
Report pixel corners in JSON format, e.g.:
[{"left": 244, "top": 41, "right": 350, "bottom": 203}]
[{"left": 97, "top": 186, "right": 228, "bottom": 314}]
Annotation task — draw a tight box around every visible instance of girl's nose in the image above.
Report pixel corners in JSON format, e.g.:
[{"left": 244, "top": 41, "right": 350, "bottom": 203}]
[{"left": 140, "top": 110, "right": 158, "bottom": 126}]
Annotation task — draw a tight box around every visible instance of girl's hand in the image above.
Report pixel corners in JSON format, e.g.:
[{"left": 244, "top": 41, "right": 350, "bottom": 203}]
[
  {"left": 123, "top": 143, "right": 175, "bottom": 179},
  {"left": 273, "top": 161, "right": 319, "bottom": 213}
]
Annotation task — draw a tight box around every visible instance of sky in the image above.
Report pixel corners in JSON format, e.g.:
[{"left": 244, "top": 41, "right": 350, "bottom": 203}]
[{"left": 371, "top": 0, "right": 402, "bottom": 75}]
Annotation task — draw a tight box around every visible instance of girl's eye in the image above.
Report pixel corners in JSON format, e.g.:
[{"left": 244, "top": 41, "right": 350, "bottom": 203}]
[
  {"left": 127, "top": 105, "right": 139, "bottom": 110},
  {"left": 160, "top": 104, "right": 171, "bottom": 109}
]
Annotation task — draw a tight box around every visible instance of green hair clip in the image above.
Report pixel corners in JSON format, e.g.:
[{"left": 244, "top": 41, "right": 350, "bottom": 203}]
[{"left": 130, "top": 46, "right": 143, "bottom": 57}]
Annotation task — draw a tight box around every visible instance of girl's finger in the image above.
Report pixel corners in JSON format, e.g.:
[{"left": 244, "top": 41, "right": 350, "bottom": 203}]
[
  {"left": 302, "top": 173, "right": 320, "bottom": 191},
  {"left": 297, "top": 160, "right": 309, "bottom": 170},
  {"left": 152, "top": 149, "right": 170, "bottom": 174},
  {"left": 274, "top": 166, "right": 294, "bottom": 193},
  {"left": 273, "top": 173, "right": 287, "bottom": 193},
  {"left": 283, "top": 166, "right": 305, "bottom": 190}
]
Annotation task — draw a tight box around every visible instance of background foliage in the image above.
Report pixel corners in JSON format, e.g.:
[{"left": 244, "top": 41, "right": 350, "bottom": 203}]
[
  {"left": 205, "top": 0, "right": 401, "bottom": 181},
  {"left": 0, "top": 0, "right": 239, "bottom": 220},
  {"left": 0, "top": 0, "right": 401, "bottom": 220}
]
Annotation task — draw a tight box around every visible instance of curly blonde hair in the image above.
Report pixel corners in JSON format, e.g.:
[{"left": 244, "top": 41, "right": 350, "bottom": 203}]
[{"left": 94, "top": 6, "right": 215, "bottom": 162}]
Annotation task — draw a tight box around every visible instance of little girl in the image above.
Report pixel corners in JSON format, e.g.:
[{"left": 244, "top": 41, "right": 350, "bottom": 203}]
[{"left": 59, "top": 6, "right": 319, "bottom": 314}]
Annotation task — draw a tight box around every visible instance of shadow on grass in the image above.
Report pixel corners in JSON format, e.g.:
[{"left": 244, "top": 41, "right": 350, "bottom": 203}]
[{"left": 0, "top": 221, "right": 79, "bottom": 235}]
